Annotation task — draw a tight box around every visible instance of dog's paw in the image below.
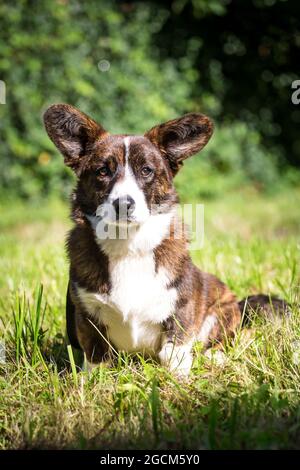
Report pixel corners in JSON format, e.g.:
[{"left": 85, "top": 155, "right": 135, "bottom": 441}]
[
  {"left": 159, "top": 342, "right": 193, "bottom": 379},
  {"left": 204, "top": 348, "right": 227, "bottom": 366},
  {"left": 82, "top": 355, "right": 108, "bottom": 374}
]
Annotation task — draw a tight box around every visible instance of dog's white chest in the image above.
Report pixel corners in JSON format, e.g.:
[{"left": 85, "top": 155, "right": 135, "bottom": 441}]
[{"left": 78, "top": 253, "right": 177, "bottom": 354}]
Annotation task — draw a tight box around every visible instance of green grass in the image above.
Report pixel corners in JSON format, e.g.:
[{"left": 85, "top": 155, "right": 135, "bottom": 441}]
[{"left": 0, "top": 186, "right": 300, "bottom": 450}]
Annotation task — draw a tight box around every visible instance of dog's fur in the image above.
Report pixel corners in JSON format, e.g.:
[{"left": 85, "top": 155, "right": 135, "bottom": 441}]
[{"left": 44, "top": 104, "right": 289, "bottom": 376}]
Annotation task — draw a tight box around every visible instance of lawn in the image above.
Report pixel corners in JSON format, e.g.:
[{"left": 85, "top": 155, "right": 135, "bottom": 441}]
[{"left": 0, "top": 184, "right": 300, "bottom": 450}]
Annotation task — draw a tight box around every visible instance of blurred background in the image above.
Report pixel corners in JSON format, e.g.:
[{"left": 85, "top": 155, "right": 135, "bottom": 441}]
[
  {"left": 1, "top": 1, "right": 300, "bottom": 450},
  {"left": 1, "top": 0, "right": 300, "bottom": 202}
]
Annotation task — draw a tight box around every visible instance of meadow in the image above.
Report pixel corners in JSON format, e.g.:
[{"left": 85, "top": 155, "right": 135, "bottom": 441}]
[
  {"left": 1, "top": 0, "right": 299, "bottom": 452},
  {"left": 0, "top": 175, "right": 300, "bottom": 450}
]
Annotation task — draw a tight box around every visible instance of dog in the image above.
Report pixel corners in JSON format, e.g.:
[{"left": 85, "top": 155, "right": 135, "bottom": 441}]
[{"left": 43, "top": 104, "right": 288, "bottom": 376}]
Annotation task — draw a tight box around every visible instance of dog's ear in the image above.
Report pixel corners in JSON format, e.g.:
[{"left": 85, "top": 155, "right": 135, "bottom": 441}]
[
  {"left": 43, "top": 104, "right": 108, "bottom": 172},
  {"left": 145, "top": 113, "right": 214, "bottom": 175}
]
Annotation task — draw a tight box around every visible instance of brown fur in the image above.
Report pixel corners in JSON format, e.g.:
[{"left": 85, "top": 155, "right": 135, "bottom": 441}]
[{"left": 44, "top": 104, "right": 287, "bottom": 370}]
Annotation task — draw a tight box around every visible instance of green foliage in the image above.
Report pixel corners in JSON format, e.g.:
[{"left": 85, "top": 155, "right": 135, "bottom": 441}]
[
  {"left": 176, "top": 121, "right": 283, "bottom": 201},
  {"left": 0, "top": 1, "right": 195, "bottom": 198},
  {"left": 155, "top": 0, "right": 300, "bottom": 168},
  {"left": 0, "top": 0, "right": 299, "bottom": 199}
]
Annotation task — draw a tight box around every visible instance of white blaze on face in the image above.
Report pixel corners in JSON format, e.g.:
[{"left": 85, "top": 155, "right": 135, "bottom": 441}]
[
  {"left": 100, "top": 136, "right": 150, "bottom": 224},
  {"left": 91, "top": 136, "right": 174, "bottom": 250}
]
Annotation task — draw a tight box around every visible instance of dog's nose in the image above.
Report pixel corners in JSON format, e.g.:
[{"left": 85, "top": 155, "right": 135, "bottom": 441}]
[{"left": 113, "top": 195, "right": 135, "bottom": 219}]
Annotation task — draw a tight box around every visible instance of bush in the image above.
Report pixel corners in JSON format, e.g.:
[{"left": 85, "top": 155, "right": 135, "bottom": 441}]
[
  {"left": 0, "top": 1, "right": 196, "bottom": 198},
  {"left": 1, "top": 0, "right": 298, "bottom": 200}
]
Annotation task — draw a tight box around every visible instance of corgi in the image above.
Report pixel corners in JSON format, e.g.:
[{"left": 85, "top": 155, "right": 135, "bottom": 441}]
[{"left": 44, "top": 104, "right": 288, "bottom": 376}]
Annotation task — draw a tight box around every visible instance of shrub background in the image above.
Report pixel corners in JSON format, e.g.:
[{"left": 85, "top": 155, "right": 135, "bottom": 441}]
[
  {"left": 1, "top": 1, "right": 300, "bottom": 451},
  {"left": 0, "top": 0, "right": 299, "bottom": 199}
]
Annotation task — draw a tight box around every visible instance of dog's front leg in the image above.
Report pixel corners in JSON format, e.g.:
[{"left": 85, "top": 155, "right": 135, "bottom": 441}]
[
  {"left": 158, "top": 315, "right": 194, "bottom": 377},
  {"left": 75, "top": 312, "right": 110, "bottom": 372},
  {"left": 67, "top": 283, "right": 110, "bottom": 371}
]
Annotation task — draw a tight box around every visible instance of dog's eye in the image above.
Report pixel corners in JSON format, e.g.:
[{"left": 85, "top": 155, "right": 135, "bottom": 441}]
[
  {"left": 95, "top": 166, "right": 109, "bottom": 177},
  {"left": 141, "top": 166, "right": 153, "bottom": 177}
]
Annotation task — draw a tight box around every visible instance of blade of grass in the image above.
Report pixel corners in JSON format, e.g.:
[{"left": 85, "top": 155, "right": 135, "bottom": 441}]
[{"left": 67, "top": 344, "right": 78, "bottom": 386}]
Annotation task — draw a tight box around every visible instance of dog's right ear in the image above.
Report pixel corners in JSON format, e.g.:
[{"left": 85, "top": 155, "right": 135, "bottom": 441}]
[{"left": 43, "top": 104, "right": 108, "bottom": 172}]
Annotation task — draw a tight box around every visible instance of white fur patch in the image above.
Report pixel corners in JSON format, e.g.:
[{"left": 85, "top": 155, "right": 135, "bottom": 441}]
[
  {"left": 198, "top": 314, "right": 217, "bottom": 344},
  {"left": 159, "top": 341, "right": 194, "bottom": 377},
  {"left": 124, "top": 136, "right": 130, "bottom": 161},
  {"left": 77, "top": 253, "right": 177, "bottom": 354},
  {"left": 98, "top": 210, "right": 175, "bottom": 258},
  {"left": 101, "top": 136, "right": 150, "bottom": 225},
  {"left": 204, "top": 348, "right": 227, "bottom": 366}
]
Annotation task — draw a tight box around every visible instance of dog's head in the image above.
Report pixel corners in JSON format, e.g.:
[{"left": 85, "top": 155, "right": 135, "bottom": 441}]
[{"left": 43, "top": 104, "right": 213, "bottom": 227}]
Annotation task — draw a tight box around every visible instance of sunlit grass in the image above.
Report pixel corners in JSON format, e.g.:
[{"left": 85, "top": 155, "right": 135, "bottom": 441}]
[{"left": 0, "top": 186, "right": 300, "bottom": 449}]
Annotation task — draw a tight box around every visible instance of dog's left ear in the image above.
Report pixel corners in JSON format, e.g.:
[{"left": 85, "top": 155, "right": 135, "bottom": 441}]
[{"left": 145, "top": 113, "right": 214, "bottom": 175}]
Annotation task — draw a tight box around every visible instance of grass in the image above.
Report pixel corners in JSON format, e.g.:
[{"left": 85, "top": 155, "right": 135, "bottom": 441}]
[{"left": 0, "top": 184, "right": 300, "bottom": 450}]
